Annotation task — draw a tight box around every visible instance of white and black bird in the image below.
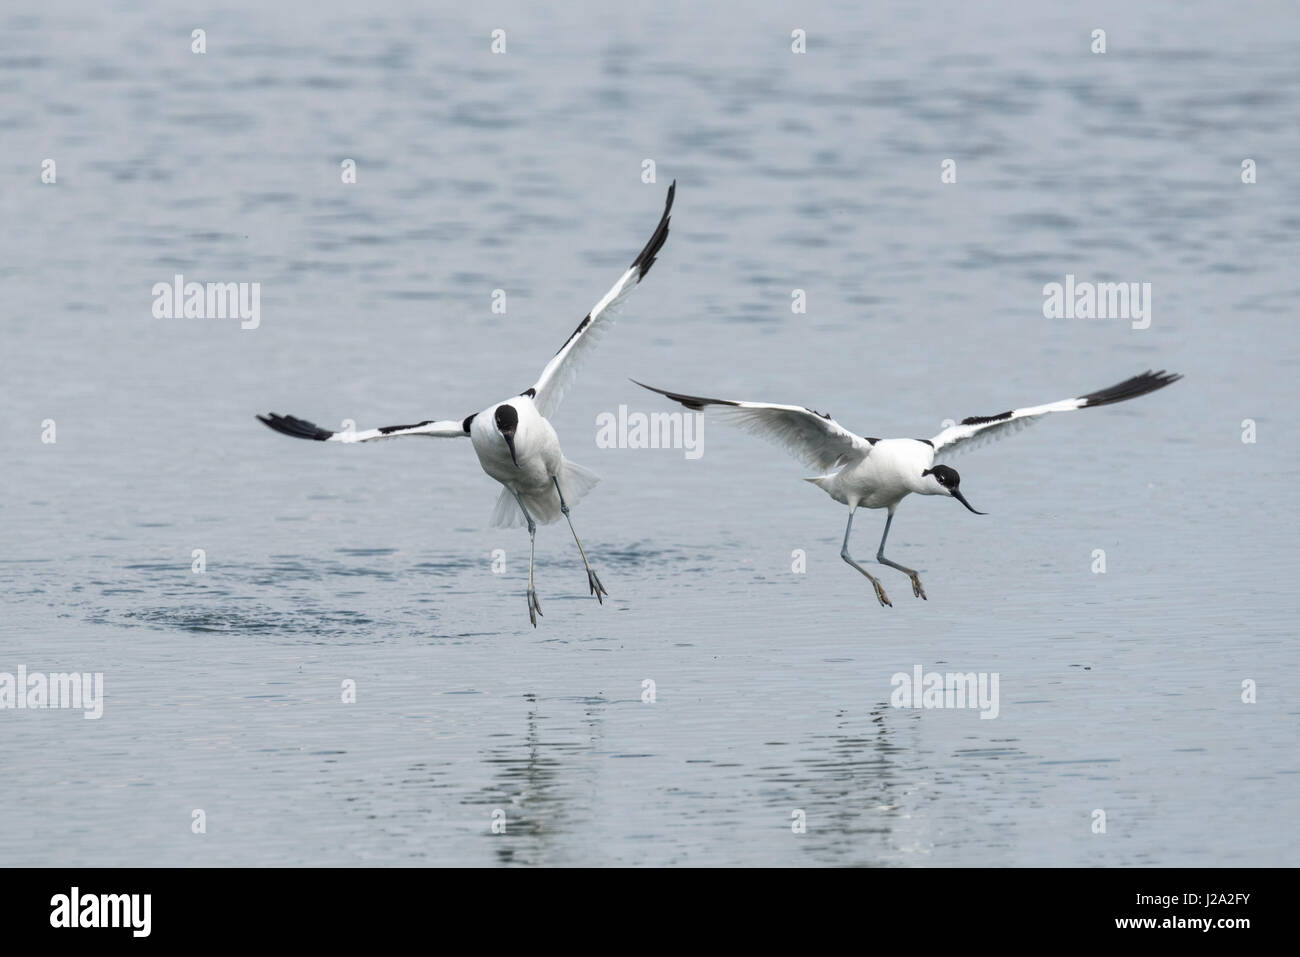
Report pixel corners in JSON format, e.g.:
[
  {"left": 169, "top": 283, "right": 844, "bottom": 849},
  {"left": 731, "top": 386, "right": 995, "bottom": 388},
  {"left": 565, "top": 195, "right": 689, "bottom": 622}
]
[
  {"left": 259, "top": 182, "right": 675, "bottom": 626},
  {"left": 636, "top": 369, "right": 1180, "bottom": 606}
]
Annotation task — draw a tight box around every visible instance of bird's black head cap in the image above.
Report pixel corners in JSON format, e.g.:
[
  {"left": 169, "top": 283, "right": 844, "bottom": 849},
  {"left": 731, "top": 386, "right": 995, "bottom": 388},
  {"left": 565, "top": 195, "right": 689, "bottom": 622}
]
[
  {"left": 922, "top": 464, "right": 960, "bottom": 489},
  {"left": 923, "top": 464, "right": 986, "bottom": 514},
  {"left": 494, "top": 404, "right": 518, "bottom": 434}
]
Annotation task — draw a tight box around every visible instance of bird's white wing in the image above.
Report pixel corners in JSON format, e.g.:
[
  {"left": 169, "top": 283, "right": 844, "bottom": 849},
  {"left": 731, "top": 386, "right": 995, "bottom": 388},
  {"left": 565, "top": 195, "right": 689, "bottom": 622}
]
[
  {"left": 634, "top": 381, "right": 873, "bottom": 472},
  {"left": 930, "top": 370, "right": 1182, "bottom": 460},
  {"left": 530, "top": 182, "right": 675, "bottom": 419},
  {"left": 257, "top": 412, "right": 469, "bottom": 443}
]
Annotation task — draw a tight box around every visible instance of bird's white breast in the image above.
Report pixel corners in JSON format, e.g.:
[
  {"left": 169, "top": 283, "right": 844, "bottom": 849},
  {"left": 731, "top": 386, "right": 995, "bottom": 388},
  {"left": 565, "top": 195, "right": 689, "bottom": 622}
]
[
  {"left": 470, "top": 397, "right": 563, "bottom": 492},
  {"left": 825, "top": 438, "right": 935, "bottom": 509}
]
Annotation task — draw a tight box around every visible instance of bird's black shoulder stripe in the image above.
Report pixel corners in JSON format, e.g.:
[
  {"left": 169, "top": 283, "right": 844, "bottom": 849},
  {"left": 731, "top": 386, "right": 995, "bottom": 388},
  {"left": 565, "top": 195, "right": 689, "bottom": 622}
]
[
  {"left": 377, "top": 419, "right": 434, "bottom": 435},
  {"left": 631, "top": 379, "right": 738, "bottom": 411},
  {"left": 553, "top": 313, "right": 592, "bottom": 357},
  {"left": 257, "top": 413, "right": 333, "bottom": 441},
  {"left": 520, "top": 388, "right": 536, "bottom": 398},
  {"left": 1078, "top": 369, "right": 1183, "bottom": 408},
  {"left": 961, "top": 410, "right": 1013, "bottom": 426},
  {"left": 462, "top": 414, "right": 476, "bottom": 434},
  {"left": 864, "top": 437, "right": 880, "bottom": 445},
  {"left": 629, "top": 180, "right": 675, "bottom": 280},
  {"left": 914, "top": 438, "right": 934, "bottom": 447},
  {"left": 806, "top": 407, "right": 832, "bottom": 420}
]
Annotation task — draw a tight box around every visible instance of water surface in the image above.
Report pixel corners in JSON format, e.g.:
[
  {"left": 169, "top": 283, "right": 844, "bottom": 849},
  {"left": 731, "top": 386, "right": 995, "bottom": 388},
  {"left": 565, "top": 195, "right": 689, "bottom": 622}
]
[{"left": 1, "top": 0, "right": 1297, "bottom": 866}]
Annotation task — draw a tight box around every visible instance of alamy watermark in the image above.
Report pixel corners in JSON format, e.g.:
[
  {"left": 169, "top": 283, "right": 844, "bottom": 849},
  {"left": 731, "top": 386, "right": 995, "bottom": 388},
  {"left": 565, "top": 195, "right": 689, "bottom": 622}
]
[
  {"left": 152, "top": 274, "right": 260, "bottom": 329},
  {"left": 0, "top": 666, "right": 103, "bottom": 719},
  {"left": 1042, "top": 274, "right": 1151, "bottom": 329},
  {"left": 596, "top": 405, "right": 703, "bottom": 459},
  {"left": 50, "top": 887, "right": 150, "bottom": 937},
  {"left": 890, "top": 665, "right": 999, "bottom": 719}
]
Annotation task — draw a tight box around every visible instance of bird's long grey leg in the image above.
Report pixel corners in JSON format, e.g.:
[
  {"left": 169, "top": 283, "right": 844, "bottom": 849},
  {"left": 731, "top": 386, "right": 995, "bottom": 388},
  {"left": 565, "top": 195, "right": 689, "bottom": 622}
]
[
  {"left": 840, "top": 508, "right": 891, "bottom": 608},
  {"left": 514, "top": 492, "right": 543, "bottom": 627},
  {"left": 553, "top": 476, "right": 607, "bottom": 603},
  {"left": 876, "top": 510, "right": 926, "bottom": 600}
]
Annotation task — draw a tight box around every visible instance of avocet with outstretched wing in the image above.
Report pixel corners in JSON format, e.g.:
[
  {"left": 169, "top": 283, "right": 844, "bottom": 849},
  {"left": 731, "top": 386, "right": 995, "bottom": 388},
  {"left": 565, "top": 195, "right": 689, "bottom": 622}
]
[
  {"left": 636, "top": 368, "right": 1180, "bottom": 606},
  {"left": 259, "top": 182, "right": 675, "bottom": 627}
]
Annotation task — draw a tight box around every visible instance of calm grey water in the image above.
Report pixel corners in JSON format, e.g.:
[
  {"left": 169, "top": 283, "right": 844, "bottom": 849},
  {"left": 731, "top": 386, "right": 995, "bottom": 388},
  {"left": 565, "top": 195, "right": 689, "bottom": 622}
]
[{"left": 2, "top": 0, "right": 1298, "bottom": 866}]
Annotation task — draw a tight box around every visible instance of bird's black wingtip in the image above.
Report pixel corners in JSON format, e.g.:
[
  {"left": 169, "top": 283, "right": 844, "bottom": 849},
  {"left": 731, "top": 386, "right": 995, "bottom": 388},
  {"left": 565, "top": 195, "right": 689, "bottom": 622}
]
[
  {"left": 632, "top": 379, "right": 731, "bottom": 411},
  {"left": 257, "top": 412, "right": 334, "bottom": 441},
  {"left": 630, "top": 181, "right": 675, "bottom": 281},
  {"left": 629, "top": 374, "right": 670, "bottom": 397},
  {"left": 1079, "top": 369, "right": 1183, "bottom": 409}
]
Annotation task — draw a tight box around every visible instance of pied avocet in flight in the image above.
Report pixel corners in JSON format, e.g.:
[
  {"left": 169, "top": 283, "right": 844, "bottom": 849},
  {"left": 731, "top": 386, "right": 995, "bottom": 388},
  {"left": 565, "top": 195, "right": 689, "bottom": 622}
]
[
  {"left": 636, "top": 369, "right": 1180, "bottom": 606},
  {"left": 259, "top": 182, "right": 675, "bottom": 626}
]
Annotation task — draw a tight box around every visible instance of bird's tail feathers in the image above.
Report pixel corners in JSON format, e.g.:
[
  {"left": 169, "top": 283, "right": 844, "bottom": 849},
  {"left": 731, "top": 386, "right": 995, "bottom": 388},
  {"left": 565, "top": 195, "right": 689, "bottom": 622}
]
[
  {"left": 557, "top": 458, "right": 601, "bottom": 505},
  {"left": 490, "top": 487, "right": 527, "bottom": 529},
  {"left": 488, "top": 459, "right": 601, "bottom": 529}
]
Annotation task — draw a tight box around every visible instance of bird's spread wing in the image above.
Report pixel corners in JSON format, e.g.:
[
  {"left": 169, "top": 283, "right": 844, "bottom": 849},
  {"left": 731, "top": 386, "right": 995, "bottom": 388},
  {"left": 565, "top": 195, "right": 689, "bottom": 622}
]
[
  {"left": 257, "top": 412, "right": 469, "bottom": 443},
  {"left": 634, "top": 381, "right": 874, "bottom": 472},
  {"left": 930, "top": 369, "right": 1182, "bottom": 460},
  {"left": 530, "top": 182, "right": 675, "bottom": 419}
]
